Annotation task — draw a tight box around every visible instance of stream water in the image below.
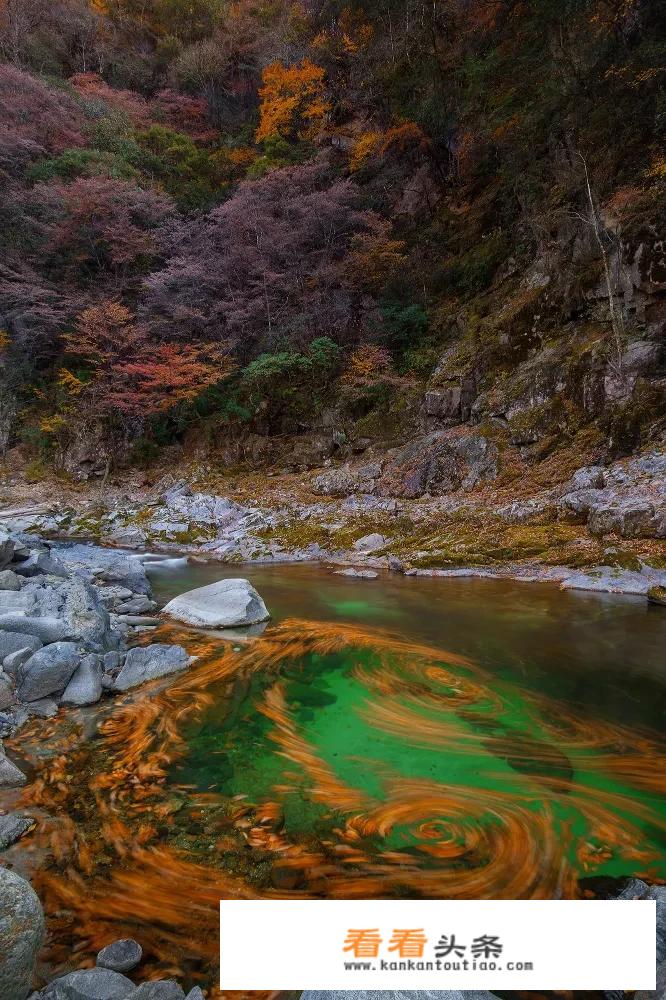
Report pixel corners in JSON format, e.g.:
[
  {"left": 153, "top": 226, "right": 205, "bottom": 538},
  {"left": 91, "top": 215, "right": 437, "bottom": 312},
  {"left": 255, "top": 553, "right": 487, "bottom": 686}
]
[
  {"left": 150, "top": 562, "right": 666, "bottom": 889},
  {"left": 12, "top": 557, "right": 666, "bottom": 990}
]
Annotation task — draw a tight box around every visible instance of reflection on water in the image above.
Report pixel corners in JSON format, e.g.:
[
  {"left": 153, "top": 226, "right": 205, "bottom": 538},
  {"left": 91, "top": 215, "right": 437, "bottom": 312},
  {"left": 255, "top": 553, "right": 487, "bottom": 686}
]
[{"left": 15, "top": 561, "right": 666, "bottom": 991}]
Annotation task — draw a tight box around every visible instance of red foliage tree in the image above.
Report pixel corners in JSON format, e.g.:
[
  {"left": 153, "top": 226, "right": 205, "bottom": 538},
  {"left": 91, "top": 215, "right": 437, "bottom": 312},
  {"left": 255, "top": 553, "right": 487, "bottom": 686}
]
[
  {"left": 26, "top": 176, "right": 176, "bottom": 288},
  {"left": 63, "top": 300, "right": 233, "bottom": 418},
  {"left": 0, "top": 63, "right": 86, "bottom": 153},
  {"left": 143, "top": 157, "right": 394, "bottom": 354}
]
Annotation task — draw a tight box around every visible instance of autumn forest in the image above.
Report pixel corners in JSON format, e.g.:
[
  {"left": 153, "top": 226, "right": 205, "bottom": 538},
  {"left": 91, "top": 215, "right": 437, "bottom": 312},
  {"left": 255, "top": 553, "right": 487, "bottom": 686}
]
[{"left": 0, "top": 0, "right": 664, "bottom": 473}]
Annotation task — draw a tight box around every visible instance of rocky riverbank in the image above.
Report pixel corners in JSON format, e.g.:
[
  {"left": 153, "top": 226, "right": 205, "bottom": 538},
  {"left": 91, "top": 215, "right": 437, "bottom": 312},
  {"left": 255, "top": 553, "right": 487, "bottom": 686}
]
[
  {"left": 1, "top": 448, "right": 665, "bottom": 598},
  {"left": 0, "top": 528, "right": 267, "bottom": 997}
]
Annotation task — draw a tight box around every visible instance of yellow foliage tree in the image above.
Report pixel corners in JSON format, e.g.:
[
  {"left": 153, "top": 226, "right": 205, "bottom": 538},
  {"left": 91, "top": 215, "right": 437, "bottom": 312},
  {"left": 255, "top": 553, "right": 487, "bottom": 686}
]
[
  {"left": 343, "top": 344, "right": 394, "bottom": 387},
  {"left": 255, "top": 59, "right": 330, "bottom": 144}
]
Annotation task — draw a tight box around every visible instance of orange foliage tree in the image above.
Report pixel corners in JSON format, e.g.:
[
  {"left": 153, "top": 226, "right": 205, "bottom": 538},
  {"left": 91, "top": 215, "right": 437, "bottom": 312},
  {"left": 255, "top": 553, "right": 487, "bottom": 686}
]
[
  {"left": 61, "top": 300, "right": 233, "bottom": 420},
  {"left": 255, "top": 59, "right": 330, "bottom": 143}
]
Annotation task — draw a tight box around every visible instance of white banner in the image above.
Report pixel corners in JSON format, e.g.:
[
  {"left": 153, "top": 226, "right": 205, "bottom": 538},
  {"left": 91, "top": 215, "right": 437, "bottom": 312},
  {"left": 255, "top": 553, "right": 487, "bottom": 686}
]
[{"left": 220, "top": 898, "right": 655, "bottom": 990}]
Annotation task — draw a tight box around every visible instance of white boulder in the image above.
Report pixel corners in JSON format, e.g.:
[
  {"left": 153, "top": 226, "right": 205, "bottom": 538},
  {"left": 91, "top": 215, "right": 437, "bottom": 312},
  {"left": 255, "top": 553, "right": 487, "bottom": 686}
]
[{"left": 162, "top": 578, "right": 270, "bottom": 628}]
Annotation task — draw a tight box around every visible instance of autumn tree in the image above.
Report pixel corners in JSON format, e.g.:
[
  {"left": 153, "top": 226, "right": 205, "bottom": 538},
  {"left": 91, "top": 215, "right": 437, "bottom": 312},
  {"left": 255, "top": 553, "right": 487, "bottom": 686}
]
[
  {"left": 60, "top": 299, "right": 233, "bottom": 419},
  {"left": 143, "top": 157, "right": 396, "bottom": 354},
  {"left": 25, "top": 176, "right": 175, "bottom": 288},
  {"left": 255, "top": 59, "right": 330, "bottom": 144}
]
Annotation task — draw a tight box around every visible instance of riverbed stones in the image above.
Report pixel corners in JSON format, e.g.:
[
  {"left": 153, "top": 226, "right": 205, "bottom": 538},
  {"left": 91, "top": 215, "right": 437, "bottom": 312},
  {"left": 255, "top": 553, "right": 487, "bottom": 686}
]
[
  {"left": 0, "top": 867, "right": 45, "bottom": 1000},
  {"left": 17, "top": 641, "right": 81, "bottom": 701},
  {"left": 113, "top": 643, "right": 190, "bottom": 691},
  {"left": 0, "top": 810, "right": 35, "bottom": 849},
  {"left": 52, "top": 968, "right": 135, "bottom": 1000},
  {"left": 184, "top": 991, "right": 204, "bottom": 1000},
  {"left": 61, "top": 654, "right": 103, "bottom": 705},
  {"left": 96, "top": 938, "right": 143, "bottom": 973},
  {"left": 162, "top": 578, "right": 270, "bottom": 628}
]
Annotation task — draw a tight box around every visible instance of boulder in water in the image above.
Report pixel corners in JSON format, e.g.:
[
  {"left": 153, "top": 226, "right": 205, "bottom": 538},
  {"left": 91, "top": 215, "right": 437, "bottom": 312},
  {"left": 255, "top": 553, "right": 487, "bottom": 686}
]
[
  {"left": 162, "top": 578, "right": 270, "bottom": 628},
  {"left": 96, "top": 938, "right": 143, "bottom": 973},
  {"left": 113, "top": 644, "right": 190, "bottom": 691}
]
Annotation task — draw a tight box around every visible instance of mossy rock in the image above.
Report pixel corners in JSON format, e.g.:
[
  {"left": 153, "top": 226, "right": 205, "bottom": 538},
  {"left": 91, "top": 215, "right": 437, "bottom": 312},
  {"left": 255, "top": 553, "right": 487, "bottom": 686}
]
[{"left": 647, "top": 586, "right": 666, "bottom": 607}]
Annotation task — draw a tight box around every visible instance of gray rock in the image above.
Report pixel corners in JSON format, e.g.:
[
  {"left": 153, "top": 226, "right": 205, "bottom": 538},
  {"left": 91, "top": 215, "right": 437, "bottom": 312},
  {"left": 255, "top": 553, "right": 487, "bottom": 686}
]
[
  {"left": 648, "top": 585, "right": 666, "bottom": 606},
  {"left": 97, "top": 938, "right": 143, "bottom": 973},
  {"left": 0, "top": 530, "right": 16, "bottom": 570},
  {"left": 588, "top": 501, "right": 665, "bottom": 539},
  {"left": 17, "top": 642, "right": 81, "bottom": 701},
  {"left": 56, "top": 546, "right": 151, "bottom": 597},
  {"left": 0, "top": 615, "right": 71, "bottom": 644},
  {"left": 0, "top": 867, "right": 45, "bottom": 1000},
  {"left": 114, "top": 597, "right": 157, "bottom": 615},
  {"left": 98, "top": 586, "right": 134, "bottom": 609},
  {"left": 125, "top": 984, "right": 185, "bottom": 1000},
  {"left": 4, "top": 645, "right": 40, "bottom": 675},
  {"left": 0, "top": 811, "right": 35, "bottom": 849},
  {"left": 103, "top": 651, "right": 121, "bottom": 673},
  {"left": 15, "top": 551, "right": 68, "bottom": 578},
  {"left": 61, "top": 654, "right": 103, "bottom": 706},
  {"left": 105, "top": 525, "right": 148, "bottom": 548},
  {"left": 378, "top": 431, "right": 499, "bottom": 498},
  {"left": 0, "top": 630, "right": 42, "bottom": 660},
  {"left": 0, "top": 589, "right": 38, "bottom": 614},
  {"left": 353, "top": 533, "right": 386, "bottom": 553},
  {"left": 163, "top": 578, "right": 270, "bottom": 628},
  {"left": 113, "top": 644, "right": 190, "bottom": 692},
  {"left": 313, "top": 462, "right": 383, "bottom": 496},
  {"left": 53, "top": 968, "right": 135, "bottom": 1000},
  {"left": 570, "top": 465, "right": 606, "bottom": 490},
  {"left": 0, "top": 748, "right": 27, "bottom": 785},
  {"left": 184, "top": 991, "right": 205, "bottom": 1000},
  {"left": 61, "top": 576, "right": 111, "bottom": 650},
  {"left": 0, "top": 569, "right": 22, "bottom": 590}
]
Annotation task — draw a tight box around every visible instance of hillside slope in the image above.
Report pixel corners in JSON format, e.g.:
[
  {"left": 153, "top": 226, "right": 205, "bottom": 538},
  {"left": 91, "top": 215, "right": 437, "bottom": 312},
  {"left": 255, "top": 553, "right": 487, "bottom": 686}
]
[{"left": 0, "top": 0, "right": 664, "bottom": 560}]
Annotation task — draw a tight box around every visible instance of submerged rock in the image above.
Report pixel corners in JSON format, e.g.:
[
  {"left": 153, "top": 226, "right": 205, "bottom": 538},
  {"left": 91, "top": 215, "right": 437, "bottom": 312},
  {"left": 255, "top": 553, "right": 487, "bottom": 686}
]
[
  {"left": 113, "top": 644, "right": 190, "bottom": 691},
  {"left": 0, "top": 810, "right": 36, "bottom": 849},
  {"left": 96, "top": 938, "right": 143, "bottom": 973},
  {"left": 0, "top": 744, "right": 27, "bottom": 785},
  {"left": 0, "top": 867, "right": 45, "bottom": 1000},
  {"left": 162, "top": 578, "right": 270, "bottom": 628},
  {"left": 335, "top": 568, "right": 379, "bottom": 578}
]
